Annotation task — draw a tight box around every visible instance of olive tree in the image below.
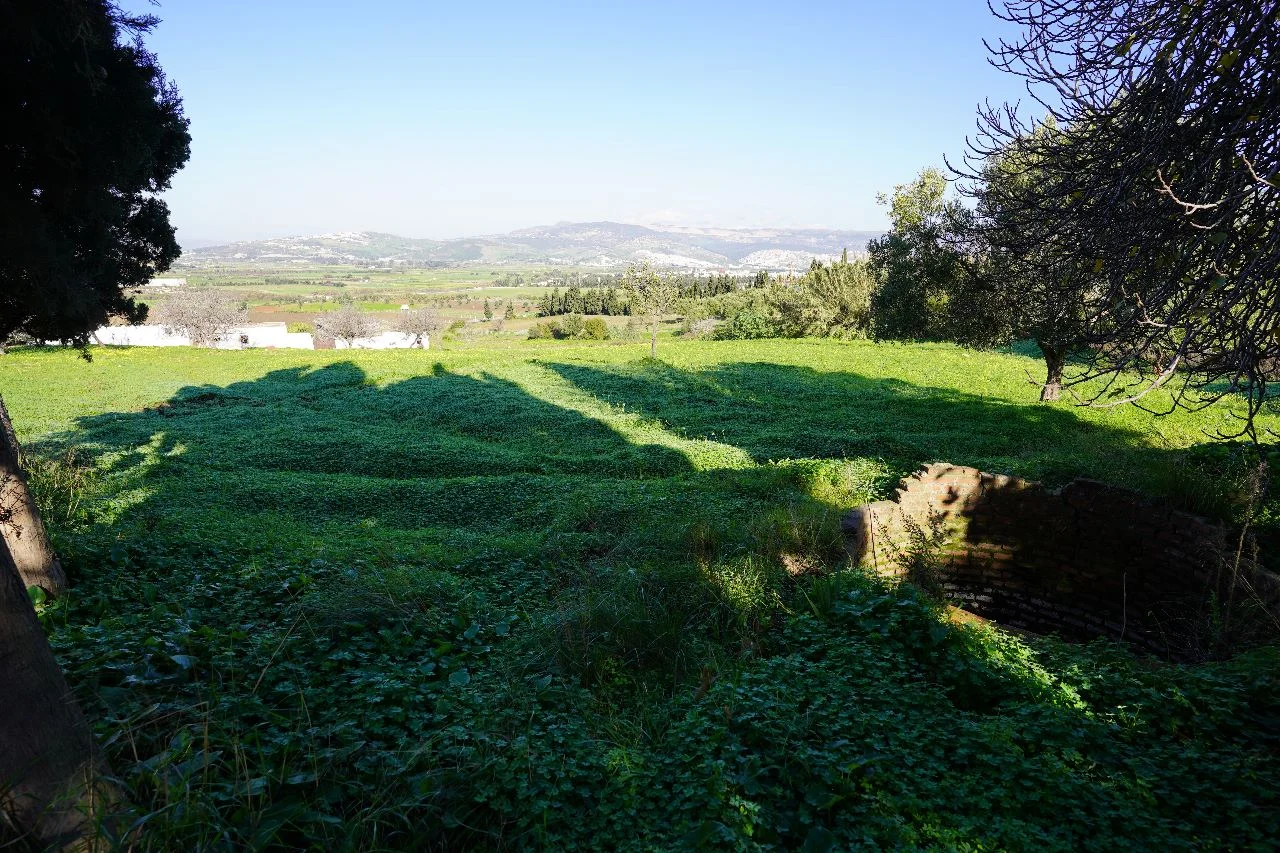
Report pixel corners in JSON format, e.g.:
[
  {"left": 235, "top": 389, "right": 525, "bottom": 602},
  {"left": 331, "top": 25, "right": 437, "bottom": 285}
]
[
  {"left": 957, "top": 132, "right": 1102, "bottom": 400},
  {"left": 623, "top": 261, "right": 679, "bottom": 358}
]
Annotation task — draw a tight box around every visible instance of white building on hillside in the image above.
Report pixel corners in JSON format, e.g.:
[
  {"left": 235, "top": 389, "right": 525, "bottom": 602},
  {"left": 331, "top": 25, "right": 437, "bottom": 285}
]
[
  {"left": 92, "top": 325, "right": 190, "bottom": 346},
  {"left": 91, "top": 322, "right": 314, "bottom": 349}
]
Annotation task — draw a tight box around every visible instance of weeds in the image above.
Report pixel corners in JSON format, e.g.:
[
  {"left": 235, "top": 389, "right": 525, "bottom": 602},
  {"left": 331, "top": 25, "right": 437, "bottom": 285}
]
[
  {"left": 24, "top": 445, "right": 97, "bottom": 533},
  {"left": 888, "top": 510, "right": 952, "bottom": 600},
  {"left": 751, "top": 501, "right": 847, "bottom": 571}
]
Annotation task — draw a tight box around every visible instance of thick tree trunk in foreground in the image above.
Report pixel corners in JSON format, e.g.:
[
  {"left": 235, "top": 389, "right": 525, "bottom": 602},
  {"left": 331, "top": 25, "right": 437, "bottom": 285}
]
[
  {"left": 1036, "top": 341, "right": 1066, "bottom": 402},
  {"left": 0, "top": 540, "right": 113, "bottom": 850},
  {"left": 0, "top": 395, "right": 66, "bottom": 596}
]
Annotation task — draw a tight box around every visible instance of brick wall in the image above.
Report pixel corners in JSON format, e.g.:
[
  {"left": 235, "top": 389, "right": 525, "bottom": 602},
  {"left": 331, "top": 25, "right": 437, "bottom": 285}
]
[{"left": 843, "top": 463, "right": 1280, "bottom": 659}]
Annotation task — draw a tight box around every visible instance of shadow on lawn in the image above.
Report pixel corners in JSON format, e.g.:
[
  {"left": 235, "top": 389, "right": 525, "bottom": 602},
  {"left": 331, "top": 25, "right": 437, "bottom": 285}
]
[
  {"left": 51, "top": 356, "right": 1194, "bottom": 546},
  {"left": 72, "top": 359, "right": 697, "bottom": 480},
  {"left": 31, "top": 357, "right": 1280, "bottom": 851},
  {"left": 547, "top": 359, "right": 1169, "bottom": 489}
]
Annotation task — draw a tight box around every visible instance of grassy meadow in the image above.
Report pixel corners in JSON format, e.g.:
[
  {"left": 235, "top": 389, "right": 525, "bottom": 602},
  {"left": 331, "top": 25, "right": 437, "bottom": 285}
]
[
  {"left": 149, "top": 263, "right": 575, "bottom": 337},
  {"left": 6, "top": 338, "right": 1279, "bottom": 849}
]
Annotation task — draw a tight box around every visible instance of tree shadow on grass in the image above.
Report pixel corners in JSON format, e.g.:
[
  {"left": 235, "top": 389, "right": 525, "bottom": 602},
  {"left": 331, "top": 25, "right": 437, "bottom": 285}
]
[
  {"left": 78, "top": 360, "right": 694, "bottom": 481},
  {"left": 26, "top": 355, "right": 1280, "bottom": 851},
  {"left": 547, "top": 359, "right": 1174, "bottom": 490},
  {"left": 57, "top": 360, "right": 698, "bottom": 541}
]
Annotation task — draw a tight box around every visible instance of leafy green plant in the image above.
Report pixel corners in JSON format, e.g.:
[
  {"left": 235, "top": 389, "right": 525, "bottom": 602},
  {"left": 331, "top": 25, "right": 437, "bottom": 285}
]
[
  {"left": 0, "top": 338, "right": 1276, "bottom": 850},
  {"left": 893, "top": 510, "right": 952, "bottom": 600},
  {"left": 24, "top": 445, "right": 98, "bottom": 534},
  {"left": 714, "top": 307, "right": 777, "bottom": 340}
]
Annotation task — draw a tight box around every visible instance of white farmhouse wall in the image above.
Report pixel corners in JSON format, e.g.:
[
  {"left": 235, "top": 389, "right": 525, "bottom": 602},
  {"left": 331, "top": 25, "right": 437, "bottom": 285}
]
[
  {"left": 91, "top": 322, "right": 314, "bottom": 349},
  {"left": 92, "top": 326, "right": 191, "bottom": 346},
  {"left": 333, "top": 331, "right": 424, "bottom": 350},
  {"left": 214, "top": 323, "right": 314, "bottom": 350}
]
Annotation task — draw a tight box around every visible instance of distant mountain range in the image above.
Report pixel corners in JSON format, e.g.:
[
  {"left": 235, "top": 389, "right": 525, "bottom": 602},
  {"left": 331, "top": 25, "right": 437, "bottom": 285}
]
[{"left": 177, "top": 222, "right": 883, "bottom": 271}]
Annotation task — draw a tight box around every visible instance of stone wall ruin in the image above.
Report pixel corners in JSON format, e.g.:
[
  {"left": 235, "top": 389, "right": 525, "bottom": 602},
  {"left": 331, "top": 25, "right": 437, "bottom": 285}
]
[{"left": 843, "top": 463, "right": 1280, "bottom": 659}]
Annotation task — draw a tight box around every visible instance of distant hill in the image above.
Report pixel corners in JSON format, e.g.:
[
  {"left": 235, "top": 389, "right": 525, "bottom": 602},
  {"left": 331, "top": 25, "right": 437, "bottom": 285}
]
[{"left": 178, "top": 222, "right": 882, "bottom": 271}]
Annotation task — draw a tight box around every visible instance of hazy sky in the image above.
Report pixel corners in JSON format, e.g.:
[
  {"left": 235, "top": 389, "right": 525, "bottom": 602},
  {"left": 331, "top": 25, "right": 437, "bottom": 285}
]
[{"left": 127, "top": 1, "right": 1029, "bottom": 243}]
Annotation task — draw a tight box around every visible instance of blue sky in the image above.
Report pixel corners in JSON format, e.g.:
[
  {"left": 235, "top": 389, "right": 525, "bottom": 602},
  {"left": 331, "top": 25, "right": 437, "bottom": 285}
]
[{"left": 128, "top": 1, "right": 1029, "bottom": 243}]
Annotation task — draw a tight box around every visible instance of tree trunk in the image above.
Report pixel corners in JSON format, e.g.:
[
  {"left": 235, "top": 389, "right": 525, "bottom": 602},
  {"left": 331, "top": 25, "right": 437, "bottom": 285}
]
[
  {"left": 1037, "top": 341, "right": 1066, "bottom": 402},
  {"left": 0, "top": 395, "right": 66, "bottom": 596},
  {"left": 0, "top": 540, "right": 114, "bottom": 850},
  {"left": 650, "top": 317, "right": 658, "bottom": 358}
]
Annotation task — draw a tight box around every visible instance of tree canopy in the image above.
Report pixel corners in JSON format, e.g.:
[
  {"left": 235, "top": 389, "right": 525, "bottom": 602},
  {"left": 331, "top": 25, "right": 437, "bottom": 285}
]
[
  {"left": 1, "top": 0, "right": 191, "bottom": 345},
  {"left": 867, "top": 169, "right": 967, "bottom": 342},
  {"left": 959, "top": 0, "right": 1280, "bottom": 436},
  {"left": 623, "top": 262, "right": 679, "bottom": 357}
]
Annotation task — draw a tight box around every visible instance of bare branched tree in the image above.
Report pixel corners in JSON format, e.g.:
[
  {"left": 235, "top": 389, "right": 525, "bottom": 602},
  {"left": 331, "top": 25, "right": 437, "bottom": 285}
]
[
  {"left": 391, "top": 307, "right": 444, "bottom": 348},
  {"left": 154, "top": 289, "right": 247, "bottom": 347},
  {"left": 955, "top": 0, "right": 1280, "bottom": 438},
  {"left": 317, "top": 304, "right": 377, "bottom": 346}
]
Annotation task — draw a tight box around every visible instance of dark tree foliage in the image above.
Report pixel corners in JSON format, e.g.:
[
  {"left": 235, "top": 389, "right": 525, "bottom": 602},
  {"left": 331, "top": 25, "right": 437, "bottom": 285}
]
[
  {"left": 0, "top": 0, "right": 191, "bottom": 344},
  {"left": 958, "top": 0, "right": 1280, "bottom": 437},
  {"left": 868, "top": 169, "right": 967, "bottom": 341},
  {"left": 955, "top": 132, "right": 1103, "bottom": 400}
]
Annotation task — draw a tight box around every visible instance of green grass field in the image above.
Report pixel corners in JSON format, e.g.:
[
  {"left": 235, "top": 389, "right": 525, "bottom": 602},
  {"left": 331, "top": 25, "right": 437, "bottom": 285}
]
[
  {"left": 6, "top": 338, "right": 1279, "bottom": 850},
  {"left": 143, "top": 264, "right": 569, "bottom": 332}
]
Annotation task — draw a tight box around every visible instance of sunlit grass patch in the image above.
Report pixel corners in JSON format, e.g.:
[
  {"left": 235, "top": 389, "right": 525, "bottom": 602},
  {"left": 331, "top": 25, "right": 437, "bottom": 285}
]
[{"left": 2, "top": 338, "right": 1277, "bottom": 849}]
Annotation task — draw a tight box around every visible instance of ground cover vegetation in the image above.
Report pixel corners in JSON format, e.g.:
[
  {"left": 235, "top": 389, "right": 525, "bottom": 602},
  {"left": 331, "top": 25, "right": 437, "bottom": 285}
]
[
  {"left": 6, "top": 0, "right": 1280, "bottom": 849},
  {"left": 4, "top": 339, "right": 1280, "bottom": 849}
]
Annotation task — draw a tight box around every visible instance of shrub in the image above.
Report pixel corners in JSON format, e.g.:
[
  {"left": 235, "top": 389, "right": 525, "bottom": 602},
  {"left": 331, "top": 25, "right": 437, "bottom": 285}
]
[
  {"left": 770, "top": 254, "right": 876, "bottom": 339},
  {"left": 685, "top": 318, "right": 720, "bottom": 338},
  {"left": 714, "top": 307, "right": 777, "bottom": 340},
  {"left": 582, "top": 317, "right": 609, "bottom": 340},
  {"left": 616, "top": 316, "right": 643, "bottom": 341},
  {"left": 286, "top": 322, "right": 313, "bottom": 334},
  {"left": 559, "top": 313, "right": 586, "bottom": 338},
  {"left": 527, "top": 321, "right": 561, "bottom": 340}
]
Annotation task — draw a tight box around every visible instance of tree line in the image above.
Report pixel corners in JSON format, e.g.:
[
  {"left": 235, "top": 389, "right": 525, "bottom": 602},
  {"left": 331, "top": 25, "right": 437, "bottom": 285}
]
[{"left": 537, "top": 272, "right": 762, "bottom": 318}]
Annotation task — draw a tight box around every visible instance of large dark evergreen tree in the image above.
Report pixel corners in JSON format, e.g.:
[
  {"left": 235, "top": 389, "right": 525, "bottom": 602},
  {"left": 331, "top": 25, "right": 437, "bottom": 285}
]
[
  {"left": 1, "top": 0, "right": 191, "bottom": 345},
  {"left": 0, "top": 2, "right": 189, "bottom": 847}
]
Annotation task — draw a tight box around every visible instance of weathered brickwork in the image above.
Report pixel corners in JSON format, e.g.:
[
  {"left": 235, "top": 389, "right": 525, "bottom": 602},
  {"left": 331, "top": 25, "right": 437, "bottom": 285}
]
[{"left": 843, "top": 463, "right": 1280, "bottom": 658}]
